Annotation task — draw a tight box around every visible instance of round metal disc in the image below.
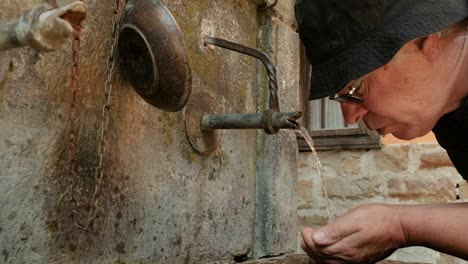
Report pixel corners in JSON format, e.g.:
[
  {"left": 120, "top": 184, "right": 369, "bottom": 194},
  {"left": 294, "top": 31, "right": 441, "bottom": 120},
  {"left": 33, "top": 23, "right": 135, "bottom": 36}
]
[
  {"left": 184, "top": 92, "right": 220, "bottom": 154},
  {"left": 118, "top": 0, "right": 192, "bottom": 112},
  {"left": 118, "top": 25, "right": 159, "bottom": 97}
]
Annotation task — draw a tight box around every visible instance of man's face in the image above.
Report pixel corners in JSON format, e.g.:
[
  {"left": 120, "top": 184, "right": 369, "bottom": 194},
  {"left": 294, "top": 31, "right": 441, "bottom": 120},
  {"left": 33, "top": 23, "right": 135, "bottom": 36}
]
[{"left": 337, "top": 39, "right": 453, "bottom": 140}]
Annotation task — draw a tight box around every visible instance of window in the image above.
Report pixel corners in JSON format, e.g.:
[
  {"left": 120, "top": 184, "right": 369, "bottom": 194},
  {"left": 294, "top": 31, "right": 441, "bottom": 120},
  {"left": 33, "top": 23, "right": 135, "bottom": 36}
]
[{"left": 297, "top": 45, "right": 381, "bottom": 151}]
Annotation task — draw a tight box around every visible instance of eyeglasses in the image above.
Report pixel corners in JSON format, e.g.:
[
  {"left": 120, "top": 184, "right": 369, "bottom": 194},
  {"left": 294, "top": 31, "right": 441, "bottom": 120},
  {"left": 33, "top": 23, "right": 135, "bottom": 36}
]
[{"left": 329, "top": 76, "right": 366, "bottom": 104}]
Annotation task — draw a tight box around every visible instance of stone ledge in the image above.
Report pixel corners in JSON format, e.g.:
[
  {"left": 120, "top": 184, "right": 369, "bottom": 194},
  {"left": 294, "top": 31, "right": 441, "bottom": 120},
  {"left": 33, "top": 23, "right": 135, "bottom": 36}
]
[{"left": 244, "top": 254, "right": 429, "bottom": 264}]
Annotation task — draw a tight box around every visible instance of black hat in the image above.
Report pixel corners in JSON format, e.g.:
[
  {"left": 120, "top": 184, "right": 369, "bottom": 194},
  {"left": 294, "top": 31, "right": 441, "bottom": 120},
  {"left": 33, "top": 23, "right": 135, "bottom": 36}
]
[{"left": 296, "top": 0, "right": 468, "bottom": 100}]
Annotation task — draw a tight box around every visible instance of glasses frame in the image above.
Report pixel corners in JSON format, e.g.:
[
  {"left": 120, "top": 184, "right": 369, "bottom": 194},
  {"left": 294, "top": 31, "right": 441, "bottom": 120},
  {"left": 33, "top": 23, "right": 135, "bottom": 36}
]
[{"left": 329, "top": 76, "right": 366, "bottom": 104}]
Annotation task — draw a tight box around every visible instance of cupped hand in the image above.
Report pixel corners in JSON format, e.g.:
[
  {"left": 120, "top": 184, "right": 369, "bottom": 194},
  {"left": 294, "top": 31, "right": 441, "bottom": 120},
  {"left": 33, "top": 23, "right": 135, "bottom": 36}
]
[{"left": 301, "top": 203, "right": 407, "bottom": 264}]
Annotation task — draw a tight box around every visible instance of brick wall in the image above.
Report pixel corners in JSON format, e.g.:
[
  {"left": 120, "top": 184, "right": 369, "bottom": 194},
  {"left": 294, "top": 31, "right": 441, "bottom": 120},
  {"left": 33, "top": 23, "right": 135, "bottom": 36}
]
[{"left": 297, "top": 143, "right": 468, "bottom": 264}]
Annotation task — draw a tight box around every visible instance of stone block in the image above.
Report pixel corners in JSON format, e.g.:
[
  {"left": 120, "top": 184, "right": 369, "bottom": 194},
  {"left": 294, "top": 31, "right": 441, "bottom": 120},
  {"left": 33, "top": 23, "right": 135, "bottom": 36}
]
[
  {"left": 419, "top": 152, "right": 454, "bottom": 170},
  {"left": 297, "top": 214, "right": 328, "bottom": 229},
  {"left": 373, "top": 145, "right": 410, "bottom": 173},
  {"left": 435, "top": 253, "right": 468, "bottom": 264},
  {"left": 297, "top": 151, "right": 314, "bottom": 170},
  {"left": 270, "top": 0, "right": 297, "bottom": 29},
  {"left": 253, "top": 5, "right": 300, "bottom": 258},
  {"left": 297, "top": 179, "right": 313, "bottom": 209},
  {"left": 458, "top": 181, "right": 468, "bottom": 200},
  {"left": 0, "top": 51, "right": 10, "bottom": 85},
  {"left": 326, "top": 176, "right": 375, "bottom": 199},
  {"left": 387, "top": 176, "right": 456, "bottom": 202},
  {"left": 388, "top": 247, "right": 436, "bottom": 263},
  {"left": 333, "top": 154, "right": 362, "bottom": 177}
]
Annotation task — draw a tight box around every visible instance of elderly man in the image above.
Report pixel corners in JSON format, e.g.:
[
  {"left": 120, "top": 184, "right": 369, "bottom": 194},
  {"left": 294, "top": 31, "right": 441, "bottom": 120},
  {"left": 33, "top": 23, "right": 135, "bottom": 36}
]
[{"left": 296, "top": 0, "right": 468, "bottom": 263}]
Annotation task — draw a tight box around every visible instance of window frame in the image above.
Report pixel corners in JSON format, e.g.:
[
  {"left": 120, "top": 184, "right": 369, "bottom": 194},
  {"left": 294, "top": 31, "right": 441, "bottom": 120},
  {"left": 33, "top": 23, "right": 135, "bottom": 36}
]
[{"left": 297, "top": 44, "right": 381, "bottom": 151}]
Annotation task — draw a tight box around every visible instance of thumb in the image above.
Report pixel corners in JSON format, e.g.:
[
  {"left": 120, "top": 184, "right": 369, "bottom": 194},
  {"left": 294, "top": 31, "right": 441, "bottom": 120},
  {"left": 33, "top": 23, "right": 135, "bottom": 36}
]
[
  {"left": 313, "top": 207, "right": 367, "bottom": 247},
  {"left": 312, "top": 222, "right": 349, "bottom": 246}
]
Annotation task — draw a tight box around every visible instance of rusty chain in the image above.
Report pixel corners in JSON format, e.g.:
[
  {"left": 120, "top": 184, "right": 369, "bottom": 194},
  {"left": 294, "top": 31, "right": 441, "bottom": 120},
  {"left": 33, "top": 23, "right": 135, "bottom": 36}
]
[{"left": 73, "top": 0, "right": 122, "bottom": 231}]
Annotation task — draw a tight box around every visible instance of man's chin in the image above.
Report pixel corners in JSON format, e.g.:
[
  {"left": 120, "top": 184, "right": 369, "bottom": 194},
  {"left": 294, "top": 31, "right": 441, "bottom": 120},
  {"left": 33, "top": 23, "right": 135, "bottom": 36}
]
[{"left": 390, "top": 130, "right": 425, "bottom": 141}]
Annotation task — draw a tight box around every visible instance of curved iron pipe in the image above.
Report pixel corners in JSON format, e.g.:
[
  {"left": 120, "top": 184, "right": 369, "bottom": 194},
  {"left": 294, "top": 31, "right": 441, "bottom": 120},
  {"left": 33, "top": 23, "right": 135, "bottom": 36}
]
[{"left": 204, "top": 37, "right": 280, "bottom": 113}]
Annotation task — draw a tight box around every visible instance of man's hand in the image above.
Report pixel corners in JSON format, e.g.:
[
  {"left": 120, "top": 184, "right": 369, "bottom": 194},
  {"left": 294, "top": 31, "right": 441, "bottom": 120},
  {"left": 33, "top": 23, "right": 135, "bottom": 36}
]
[
  {"left": 301, "top": 204, "right": 407, "bottom": 264},
  {"left": 18, "top": 1, "right": 87, "bottom": 52}
]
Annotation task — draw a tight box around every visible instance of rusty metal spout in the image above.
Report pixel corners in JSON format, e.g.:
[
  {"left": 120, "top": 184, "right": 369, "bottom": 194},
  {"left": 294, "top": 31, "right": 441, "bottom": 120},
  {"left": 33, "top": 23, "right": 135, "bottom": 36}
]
[
  {"left": 201, "top": 111, "right": 302, "bottom": 135},
  {"left": 204, "top": 37, "right": 280, "bottom": 113},
  {"left": 0, "top": 1, "right": 87, "bottom": 52},
  {"left": 185, "top": 38, "right": 303, "bottom": 153}
]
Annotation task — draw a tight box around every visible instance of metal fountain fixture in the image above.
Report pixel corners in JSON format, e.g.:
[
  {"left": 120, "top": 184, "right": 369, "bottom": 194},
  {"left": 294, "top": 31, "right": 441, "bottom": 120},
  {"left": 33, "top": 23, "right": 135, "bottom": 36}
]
[
  {"left": 118, "top": 0, "right": 192, "bottom": 112},
  {"left": 117, "top": 0, "right": 302, "bottom": 154},
  {"left": 0, "top": 1, "right": 87, "bottom": 52},
  {"left": 200, "top": 37, "right": 301, "bottom": 134}
]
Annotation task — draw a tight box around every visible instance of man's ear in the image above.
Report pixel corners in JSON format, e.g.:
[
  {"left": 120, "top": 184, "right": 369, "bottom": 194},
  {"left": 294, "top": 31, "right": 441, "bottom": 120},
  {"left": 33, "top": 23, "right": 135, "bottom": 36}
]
[{"left": 416, "top": 34, "right": 440, "bottom": 60}]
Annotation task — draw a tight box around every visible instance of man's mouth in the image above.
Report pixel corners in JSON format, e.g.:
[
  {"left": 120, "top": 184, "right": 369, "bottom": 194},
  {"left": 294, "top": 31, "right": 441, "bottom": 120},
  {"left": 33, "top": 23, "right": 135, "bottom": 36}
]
[
  {"left": 376, "top": 127, "right": 391, "bottom": 136},
  {"left": 376, "top": 128, "right": 385, "bottom": 135}
]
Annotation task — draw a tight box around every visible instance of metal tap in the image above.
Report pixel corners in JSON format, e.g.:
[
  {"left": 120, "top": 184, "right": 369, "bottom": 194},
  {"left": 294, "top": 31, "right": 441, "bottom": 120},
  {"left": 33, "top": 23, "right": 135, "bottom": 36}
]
[
  {"left": 185, "top": 37, "right": 302, "bottom": 154},
  {"left": 201, "top": 111, "right": 301, "bottom": 134},
  {"left": 202, "top": 37, "right": 302, "bottom": 134}
]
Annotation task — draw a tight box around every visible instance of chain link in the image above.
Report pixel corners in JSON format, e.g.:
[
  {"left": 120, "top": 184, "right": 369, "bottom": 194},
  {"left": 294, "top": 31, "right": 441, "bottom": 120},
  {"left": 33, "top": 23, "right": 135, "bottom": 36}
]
[
  {"left": 74, "top": 0, "right": 122, "bottom": 231},
  {"left": 66, "top": 0, "right": 82, "bottom": 193}
]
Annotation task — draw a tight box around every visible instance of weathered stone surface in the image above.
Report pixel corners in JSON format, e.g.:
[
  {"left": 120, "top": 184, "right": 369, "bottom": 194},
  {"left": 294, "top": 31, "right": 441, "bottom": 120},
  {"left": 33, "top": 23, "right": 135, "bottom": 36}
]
[
  {"left": 297, "top": 179, "right": 313, "bottom": 209},
  {"left": 386, "top": 176, "right": 456, "bottom": 202},
  {"left": 269, "top": 0, "right": 297, "bottom": 29},
  {"left": 459, "top": 181, "right": 468, "bottom": 200},
  {"left": 297, "top": 212, "right": 328, "bottom": 229},
  {"left": 0, "top": 51, "right": 9, "bottom": 84},
  {"left": 1, "top": 1, "right": 299, "bottom": 263},
  {"left": 253, "top": 8, "right": 300, "bottom": 258},
  {"left": 373, "top": 145, "right": 410, "bottom": 173},
  {"left": 419, "top": 152, "right": 454, "bottom": 169},
  {"left": 327, "top": 176, "right": 375, "bottom": 199},
  {"left": 333, "top": 153, "right": 362, "bottom": 175}
]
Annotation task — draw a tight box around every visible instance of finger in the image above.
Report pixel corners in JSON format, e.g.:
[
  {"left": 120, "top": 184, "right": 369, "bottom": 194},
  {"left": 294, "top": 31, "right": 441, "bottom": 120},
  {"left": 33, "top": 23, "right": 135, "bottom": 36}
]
[
  {"left": 302, "top": 227, "right": 315, "bottom": 246},
  {"left": 302, "top": 228, "right": 336, "bottom": 259},
  {"left": 301, "top": 228, "right": 316, "bottom": 256},
  {"left": 312, "top": 220, "right": 360, "bottom": 247},
  {"left": 301, "top": 238, "right": 307, "bottom": 251},
  {"left": 315, "top": 232, "right": 364, "bottom": 261}
]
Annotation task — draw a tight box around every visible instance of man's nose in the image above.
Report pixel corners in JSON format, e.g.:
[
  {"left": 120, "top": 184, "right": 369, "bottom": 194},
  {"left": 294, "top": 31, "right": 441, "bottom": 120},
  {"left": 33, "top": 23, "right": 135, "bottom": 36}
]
[{"left": 341, "top": 103, "right": 368, "bottom": 124}]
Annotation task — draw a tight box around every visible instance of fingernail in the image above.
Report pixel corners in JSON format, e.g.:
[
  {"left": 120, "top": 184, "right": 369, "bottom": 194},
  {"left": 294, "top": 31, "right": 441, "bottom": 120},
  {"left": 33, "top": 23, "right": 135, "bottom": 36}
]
[{"left": 313, "top": 230, "right": 326, "bottom": 243}]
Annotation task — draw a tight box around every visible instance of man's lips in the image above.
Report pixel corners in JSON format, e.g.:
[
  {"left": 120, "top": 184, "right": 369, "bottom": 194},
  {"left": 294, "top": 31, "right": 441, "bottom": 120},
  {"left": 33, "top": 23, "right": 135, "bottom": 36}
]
[
  {"left": 365, "top": 123, "right": 389, "bottom": 135},
  {"left": 376, "top": 127, "right": 392, "bottom": 136}
]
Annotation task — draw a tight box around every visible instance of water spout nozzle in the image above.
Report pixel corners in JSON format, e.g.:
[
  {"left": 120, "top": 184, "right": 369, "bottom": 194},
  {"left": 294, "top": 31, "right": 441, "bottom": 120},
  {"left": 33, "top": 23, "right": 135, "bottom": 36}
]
[{"left": 201, "top": 110, "right": 302, "bottom": 135}]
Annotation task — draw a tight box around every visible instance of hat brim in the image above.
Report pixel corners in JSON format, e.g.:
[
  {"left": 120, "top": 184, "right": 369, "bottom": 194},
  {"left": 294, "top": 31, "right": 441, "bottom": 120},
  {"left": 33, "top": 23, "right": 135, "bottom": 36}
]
[{"left": 308, "top": 0, "right": 468, "bottom": 100}]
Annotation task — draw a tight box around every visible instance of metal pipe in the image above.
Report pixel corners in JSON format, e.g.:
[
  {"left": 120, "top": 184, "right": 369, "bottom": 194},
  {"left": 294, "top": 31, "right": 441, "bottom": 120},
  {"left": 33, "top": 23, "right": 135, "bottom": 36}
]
[
  {"left": 0, "top": 2, "right": 87, "bottom": 52},
  {"left": 204, "top": 37, "right": 280, "bottom": 113},
  {"left": 201, "top": 111, "right": 302, "bottom": 134}
]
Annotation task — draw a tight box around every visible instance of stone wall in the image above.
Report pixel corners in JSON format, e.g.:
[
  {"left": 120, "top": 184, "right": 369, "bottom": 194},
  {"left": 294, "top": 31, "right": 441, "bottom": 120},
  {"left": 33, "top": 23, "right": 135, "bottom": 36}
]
[
  {"left": 298, "top": 143, "right": 468, "bottom": 264},
  {"left": 0, "top": 1, "right": 300, "bottom": 263}
]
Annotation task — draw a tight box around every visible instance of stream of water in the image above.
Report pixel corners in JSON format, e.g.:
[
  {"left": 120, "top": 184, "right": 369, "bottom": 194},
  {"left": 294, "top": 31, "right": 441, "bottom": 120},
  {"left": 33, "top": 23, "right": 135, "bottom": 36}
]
[{"left": 297, "top": 125, "right": 333, "bottom": 222}]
